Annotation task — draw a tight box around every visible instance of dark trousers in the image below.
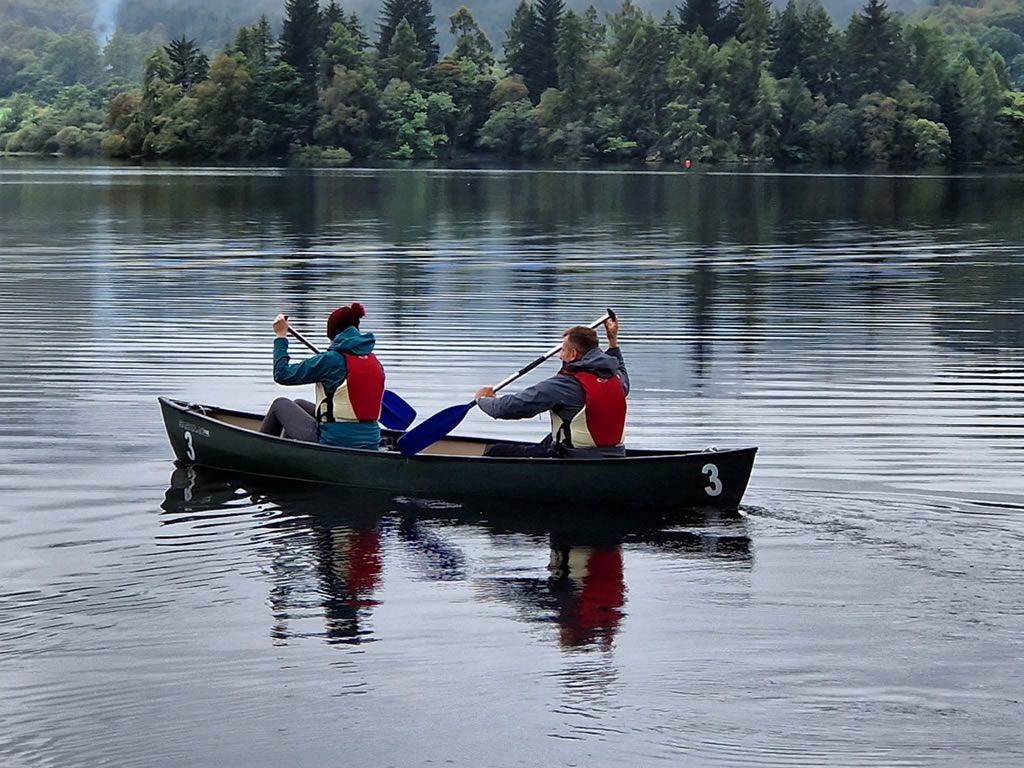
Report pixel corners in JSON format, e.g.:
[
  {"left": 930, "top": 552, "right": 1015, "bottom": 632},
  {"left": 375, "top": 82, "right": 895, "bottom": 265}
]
[
  {"left": 484, "top": 436, "right": 558, "bottom": 458},
  {"left": 260, "top": 398, "right": 317, "bottom": 442}
]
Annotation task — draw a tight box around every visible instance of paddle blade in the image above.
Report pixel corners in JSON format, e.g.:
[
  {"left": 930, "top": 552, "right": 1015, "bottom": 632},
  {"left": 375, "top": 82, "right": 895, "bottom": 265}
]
[
  {"left": 397, "top": 401, "right": 476, "bottom": 457},
  {"left": 380, "top": 390, "right": 416, "bottom": 431}
]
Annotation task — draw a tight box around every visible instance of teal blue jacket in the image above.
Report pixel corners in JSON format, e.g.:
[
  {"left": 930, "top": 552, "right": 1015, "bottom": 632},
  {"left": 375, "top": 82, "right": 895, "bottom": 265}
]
[{"left": 273, "top": 327, "right": 382, "bottom": 450}]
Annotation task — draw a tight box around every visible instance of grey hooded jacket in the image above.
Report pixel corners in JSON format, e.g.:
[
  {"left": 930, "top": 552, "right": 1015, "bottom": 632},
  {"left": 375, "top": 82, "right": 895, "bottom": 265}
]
[{"left": 477, "top": 347, "right": 629, "bottom": 458}]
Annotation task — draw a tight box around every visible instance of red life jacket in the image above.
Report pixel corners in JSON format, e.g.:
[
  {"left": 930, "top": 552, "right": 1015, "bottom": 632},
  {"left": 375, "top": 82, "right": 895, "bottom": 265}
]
[
  {"left": 315, "top": 353, "right": 385, "bottom": 423},
  {"left": 551, "top": 370, "right": 627, "bottom": 449}
]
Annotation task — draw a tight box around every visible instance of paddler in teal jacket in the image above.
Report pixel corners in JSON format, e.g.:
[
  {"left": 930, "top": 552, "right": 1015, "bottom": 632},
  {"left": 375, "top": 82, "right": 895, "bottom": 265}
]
[{"left": 259, "top": 303, "right": 385, "bottom": 450}]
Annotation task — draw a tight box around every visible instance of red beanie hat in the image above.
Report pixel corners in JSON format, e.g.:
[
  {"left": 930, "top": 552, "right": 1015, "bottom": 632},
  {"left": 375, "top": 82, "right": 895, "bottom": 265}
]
[{"left": 326, "top": 303, "right": 366, "bottom": 340}]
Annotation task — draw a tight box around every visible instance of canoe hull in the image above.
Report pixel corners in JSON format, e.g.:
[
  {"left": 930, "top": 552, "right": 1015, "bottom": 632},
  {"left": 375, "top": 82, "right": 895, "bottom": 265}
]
[{"left": 160, "top": 398, "right": 757, "bottom": 512}]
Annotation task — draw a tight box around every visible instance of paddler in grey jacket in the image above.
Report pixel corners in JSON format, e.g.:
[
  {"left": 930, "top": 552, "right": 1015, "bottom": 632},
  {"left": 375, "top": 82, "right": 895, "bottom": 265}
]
[{"left": 474, "top": 317, "right": 629, "bottom": 458}]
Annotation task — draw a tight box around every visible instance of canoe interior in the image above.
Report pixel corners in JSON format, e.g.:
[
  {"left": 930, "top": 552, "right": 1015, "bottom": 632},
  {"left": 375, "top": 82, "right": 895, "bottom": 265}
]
[
  {"left": 207, "top": 408, "right": 489, "bottom": 457},
  {"left": 199, "top": 403, "right": 707, "bottom": 459}
]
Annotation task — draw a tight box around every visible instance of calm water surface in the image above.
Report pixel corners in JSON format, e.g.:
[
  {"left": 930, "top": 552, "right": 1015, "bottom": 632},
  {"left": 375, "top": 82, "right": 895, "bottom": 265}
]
[{"left": 0, "top": 162, "right": 1022, "bottom": 767}]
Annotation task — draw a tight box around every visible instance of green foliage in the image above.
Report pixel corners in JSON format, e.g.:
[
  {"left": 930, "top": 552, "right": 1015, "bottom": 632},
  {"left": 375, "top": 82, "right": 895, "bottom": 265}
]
[
  {"left": 378, "top": 19, "right": 426, "bottom": 85},
  {"left": 280, "top": 0, "right": 321, "bottom": 86},
  {"left": 289, "top": 144, "right": 354, "bottom": 165},
  {"left": 844, "top": 0, "right": 905, "bottom": 99},
  {"left": 449, "top": 7, "right": 494, "bottom": 71},
  {"left": 480, "top": 98, "right": 538, "bottom": 155},
  {"left": 378, "top": 0, "right": 440, "bottom": 65},
  {"left": 1, "top": 0, "right": 1018, "bottom": 166},
  {"left": 42, "top": 33, "right": 103, "bottom": 88},
  {"left": 906, "top": 117, "right": 950, "bottom": 164},
  {"left": 426, "top": 57, "right": 494, "bottom": 149},
  {"left": 503, "top": 1, "right": 538, "bottom": 95},
  {"left": 165, "top": 37, "right": 209, "bottom": 90},
  {"left": 534, "top": 0, "right": 566, "bottom": 96},
  {"left": 678, "top": 0, "right": 721, "bottom": 38},
  {"left": 316, "top": 65, "right": 379, "bottom": 154},
  {"left": 773, "top": 0, "right": 802, "bottom": 80},
  {"left": 103, "top": 31, "right": 160, "bottom": 83},
  {"left": 379, "top": 78, "right": 449, "bottom": 158},
  {"left": 800, "top": 2, "right": 840, "bottom": 99},
  {"left": 235, "top": 15, "right": 277, "bottom": 71}
]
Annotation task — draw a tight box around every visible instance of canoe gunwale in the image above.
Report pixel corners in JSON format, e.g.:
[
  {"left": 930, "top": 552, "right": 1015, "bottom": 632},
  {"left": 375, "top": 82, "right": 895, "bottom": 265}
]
[{"left": 161, "top": 397, "right": 754, "bottom": 466}]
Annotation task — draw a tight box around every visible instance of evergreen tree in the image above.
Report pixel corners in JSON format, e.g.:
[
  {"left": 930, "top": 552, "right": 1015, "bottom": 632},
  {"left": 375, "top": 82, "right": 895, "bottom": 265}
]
[
  {"left": 235, "top": 15, "right": 276, "bottom": 70},
  {"left": 533, "top": 0, "right": 565, "bottom": 98},
  {"left": 449, "top": 7, "right": 494, "bottom": 71},
  {"left": 503, "top": 1, "right": 538, "bottom": 96},
  {"left": 737, "top": 0, "right": 774, "bottom": 72},
  {"left": 778, "top": 70, "right": 815, "bottom": 160},
  {"left": 319, "top": 1, "right": 344, "bottom": 50},
  {"left": 773, "top": 0, "right": 802, "bottom": 79},
  {"left": 379, "top": 18, "right": 426, "bottom": 85},
  {"left": 280, "top": 0, "right": 321, "bottom": 88},
  {"left": 844, "top": 0, "right": 905, "bottom": 99},
  {"left": 378, "top": 0, "right": 440, "bottom": 65},
  {"left": 939, "top": 57, "right": 985, "bottom": 161},
  {"left": 164, "top": 37, "right": 209, "bottom": 90},
  {"left": 322, "top": 0, "right": 345, "bottom": 32},
  {"left": 678, "top": 0, "right": 721, "bottom": 38},
  {"left": 321, "top": 16, "right": 368, "bottom": 83},
  {"left": 556, "top": 10, "right": 587, "bottom": 118},
  {"left": 797, "top": 2, "right": 838, "bottom": 99},
  {"left": 714, "top": 0, "right": 743, "bottom": 44}
]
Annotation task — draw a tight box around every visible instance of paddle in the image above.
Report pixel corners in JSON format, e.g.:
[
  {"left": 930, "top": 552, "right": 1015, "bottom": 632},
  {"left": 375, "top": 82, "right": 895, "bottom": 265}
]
[
  {"left": 396, "top": 309, "right": 616, "bottom": 458},
  {"left": 286, "top": 324, "right": 417, "bottom": 431}
]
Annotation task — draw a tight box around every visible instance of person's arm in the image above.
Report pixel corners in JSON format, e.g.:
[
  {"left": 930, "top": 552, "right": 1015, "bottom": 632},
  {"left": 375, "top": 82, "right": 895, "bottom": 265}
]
[
  {"left": 475, "top": 376, "right": 581, "bottom": 420},
  {"left": 271, "top": 313, "right": 342, "bottom": 386},
  {"left": 604, "top": 315, "right": 629, "bottom": 395},
  {"left": 606, "top": 347, "right": 629, "bottom": 396}
]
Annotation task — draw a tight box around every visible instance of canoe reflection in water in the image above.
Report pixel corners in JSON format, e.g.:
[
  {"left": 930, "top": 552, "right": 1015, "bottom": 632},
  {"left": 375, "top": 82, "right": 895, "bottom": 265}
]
[{"left": 162, "top": 467, "right": 751, "bottom": 649}]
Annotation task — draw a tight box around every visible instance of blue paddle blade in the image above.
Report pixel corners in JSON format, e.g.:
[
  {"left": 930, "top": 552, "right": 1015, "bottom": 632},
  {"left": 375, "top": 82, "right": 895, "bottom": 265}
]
[
  {"left": 380, "top": 390, "right": 417, "bottom": 431},
  {"left": 397, "top": 401, "right": 477, "bottom": 457}
]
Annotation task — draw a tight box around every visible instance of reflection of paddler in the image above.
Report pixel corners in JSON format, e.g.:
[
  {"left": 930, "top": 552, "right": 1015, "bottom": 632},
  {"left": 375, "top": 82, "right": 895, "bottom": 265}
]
[
  {"left": 315, "top": 524, "right": 383, "bottom": 643},
  {"left": 548, "top": 544, "right": 625, "bottom": 650},
  {"left": 329, "top": 526, "right": 382, "bottom": 607}
]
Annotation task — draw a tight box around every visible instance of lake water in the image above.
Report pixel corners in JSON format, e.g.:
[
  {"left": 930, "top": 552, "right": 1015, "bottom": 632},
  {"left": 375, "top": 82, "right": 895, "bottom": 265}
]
[{"left": 0, "top": 162, "right": 1021, "bottom": 767}]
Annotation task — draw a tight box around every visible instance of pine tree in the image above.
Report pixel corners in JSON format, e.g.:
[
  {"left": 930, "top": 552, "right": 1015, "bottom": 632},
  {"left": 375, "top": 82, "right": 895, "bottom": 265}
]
[
  {"left": 800, "top": 2, "right": 839, "bottom": 98},
  {"left": 714, "top": 0, "right": 742, "bottom": 44},
  {"left": 773, "top": 0, "right": 802, "bottom": 79},
  {"left": 378, "top": 0, "right": 439, "bottom": 65},
  {"left": 939, "top": 57, "right": 985, "bottom": 161},
  {"left": 165, "top": 37, "right": 209, "bottom": 90},
  {"left": 737, "top": 0, "right": 774, "bottom": 72},
  {"left": 556, "top": 9, "right": 587, "bottom": 117},
  {"left": 533, "top": 0, "right": 565, "bottom": 96},
  {"left": 235, "top": 14, "right": 276, "bottom": 70},
  {"left": 280, "top": 0, "right": 321, "bottom": 88},
  {"left": 503, "top": 1, "right": 538, "bottom": 96},
  {"left": 379, "top": 17, "right": 425, "bottom": 85},
  {"left": 844, "top": 0, "right": 905, "bottom": 98},
  {"left": 678, "top": 0, "right": 721, "bottom": 38},
  {"left": 322, "top": 0, "right": 344, "bottom": 31}
]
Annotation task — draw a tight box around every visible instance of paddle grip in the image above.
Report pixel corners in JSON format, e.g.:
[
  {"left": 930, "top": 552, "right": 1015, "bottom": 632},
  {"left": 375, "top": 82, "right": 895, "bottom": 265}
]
[{"left": 492, "top": 310, "right": 613, "bottom": 394}]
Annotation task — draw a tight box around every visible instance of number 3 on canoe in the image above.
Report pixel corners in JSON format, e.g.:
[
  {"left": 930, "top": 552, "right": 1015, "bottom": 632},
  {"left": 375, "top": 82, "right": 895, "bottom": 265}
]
[
  {"left": 702, "top": 463, "right": 722, "bottom": 497},
  {"left": 184, "top": 431, "right": 196, "bottom": 462}
]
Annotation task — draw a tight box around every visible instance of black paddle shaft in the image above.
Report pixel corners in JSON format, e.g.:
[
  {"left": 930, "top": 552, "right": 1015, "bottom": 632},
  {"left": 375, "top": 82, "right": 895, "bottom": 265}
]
[
  {"left": 286, "top": 322, "right": 321, "bottom": 354},
  {"left": 491, "top": 308, "right": 615, "bottom": 394}
]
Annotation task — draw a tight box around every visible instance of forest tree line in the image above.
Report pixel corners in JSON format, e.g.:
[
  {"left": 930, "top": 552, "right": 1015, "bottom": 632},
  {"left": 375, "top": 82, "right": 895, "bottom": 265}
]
[{"left": 1, "top": 0, "right": 1023, "bottom": 166}]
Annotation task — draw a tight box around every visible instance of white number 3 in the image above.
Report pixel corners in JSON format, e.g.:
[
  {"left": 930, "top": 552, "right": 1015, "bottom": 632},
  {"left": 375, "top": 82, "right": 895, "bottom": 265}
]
[
  {"left": 702, "top": 463, "right": 722, "bottom": 497},
  {"left": 184, "top": 431, "right": 196, "bottom": 462}
]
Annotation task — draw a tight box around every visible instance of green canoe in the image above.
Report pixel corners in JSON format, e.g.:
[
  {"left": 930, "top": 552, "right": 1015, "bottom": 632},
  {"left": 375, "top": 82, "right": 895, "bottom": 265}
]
[{"left": 159, "top": 397, "right": 757, "bottom": 512}]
